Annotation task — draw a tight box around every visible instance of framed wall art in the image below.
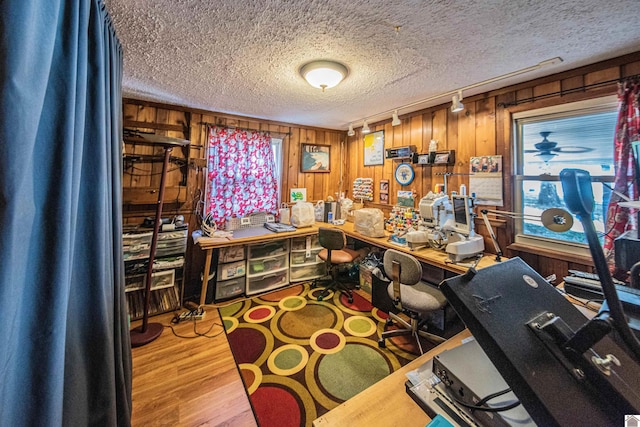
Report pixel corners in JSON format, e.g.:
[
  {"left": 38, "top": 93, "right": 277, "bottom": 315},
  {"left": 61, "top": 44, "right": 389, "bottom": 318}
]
[
  {"left": 301, "top": 143, "right": 330, "bottom": 172},
  {"left": 363, "top": 130, "right": 384, "bottom": 166}
]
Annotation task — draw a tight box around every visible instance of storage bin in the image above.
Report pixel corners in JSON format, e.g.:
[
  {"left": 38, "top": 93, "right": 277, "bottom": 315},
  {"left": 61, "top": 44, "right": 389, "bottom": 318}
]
[
  {"left": 290, "top": 248, "right": 323, "bottom": 265},
  {"left": 290, "top": 263, "right": 326, "bottom": 282},
  {"left": 290, "top": 235, "right": 320, "bottom": 251},
  {"left": 246, "top": 270, "right": 289, "bottom": 295},
  {"left": 123, "top": 232, "right": 153, "bottom": 260},
  {"left": 156, "top": 229, "right": 188, "bottom": 257},
  {"left": 248, "top": 239, "right": 289, "bottom": 259},
  {"left": 248, "top": 253, "right": 288, "bottom": 275},
  {"left": 216, "top": 277, "right": 245, "bottom": 301},
  {"left": 124, "top": 269, "right": 176, "bottom": 292},
  {"left": 219, "top": 245, "right": 245, "bottom": 263},
  {"left": 217, "top": 260, "right": 246, "bottom": 281}
]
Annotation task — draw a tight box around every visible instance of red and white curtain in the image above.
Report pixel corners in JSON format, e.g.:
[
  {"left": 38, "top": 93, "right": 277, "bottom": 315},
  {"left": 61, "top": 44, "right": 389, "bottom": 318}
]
[
  {"left": 205, "top": 126, "right": 279, "bottom": 228},
  {"left": 604, "top": 78, "right": 640, "bottom": 271}
]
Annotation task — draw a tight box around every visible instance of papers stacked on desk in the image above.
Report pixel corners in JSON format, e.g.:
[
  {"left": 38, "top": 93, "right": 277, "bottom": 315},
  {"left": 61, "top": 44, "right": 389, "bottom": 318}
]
[{"left": 264, "top": 222, "right": 297, "bottom": 233}]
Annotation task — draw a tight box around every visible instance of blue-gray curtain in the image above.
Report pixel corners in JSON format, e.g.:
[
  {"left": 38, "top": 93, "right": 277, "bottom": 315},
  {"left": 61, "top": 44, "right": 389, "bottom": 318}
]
[{"left": 0, "top": 1, "right": 132, "bottom": 426}]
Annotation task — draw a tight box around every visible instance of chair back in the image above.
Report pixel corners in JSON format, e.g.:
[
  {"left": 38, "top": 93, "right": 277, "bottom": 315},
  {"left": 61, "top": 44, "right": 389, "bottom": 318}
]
[
  {"left": 383, "top": 249, "right": 422, "bottom": 307},
  {"left": 318, "top": 227, "right": 347, "bottom": 251}
]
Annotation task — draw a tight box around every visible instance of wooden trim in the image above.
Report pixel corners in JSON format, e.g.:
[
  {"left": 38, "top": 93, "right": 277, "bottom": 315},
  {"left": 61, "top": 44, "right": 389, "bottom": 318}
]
[
  {"left": 124, "top": 120, "right": 185, "bottom": 132},
  {"left": 507, "top": 242, "right": 594, "bottom": 266}
]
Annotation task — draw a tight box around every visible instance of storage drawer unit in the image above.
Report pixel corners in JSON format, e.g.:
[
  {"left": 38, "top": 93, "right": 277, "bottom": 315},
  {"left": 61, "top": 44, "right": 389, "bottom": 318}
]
[
  {"left": 216, "top": 277, "right": 245, "bottom": 301},
  {"left": 156, "top": 229, "right": 187, "bottom": 257},
  {"left": 123, "top": 232, "right": 152, "bottom": 260},
  {"left": 217, "top": 260, "right": 246, "bottom": 281},
  {"left": 219, "top": 245, "right": 245, "bottom": 263},
  {"left": 246, "top": 270, "right": 289, "bottom": 295},
  {"left": 248, "top": 239, "right": 289, "bottom": 259},
  {"left": 291, "top": 234, "right": 320, "bottom": 251},
  {"left": 248, "top": 253, "right": 288, "bottom": 275},
  {"left": 290, "top": 263, "right": 326, "bottom": 282},
  {"left": 290, "top": 248, "right": 323, "bottom": 265}
]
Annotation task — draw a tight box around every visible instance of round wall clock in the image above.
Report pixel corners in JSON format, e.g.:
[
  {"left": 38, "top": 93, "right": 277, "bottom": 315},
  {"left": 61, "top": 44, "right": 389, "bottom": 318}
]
[{"left": 394, "top": 163, "right": 415, "bottom": 186}]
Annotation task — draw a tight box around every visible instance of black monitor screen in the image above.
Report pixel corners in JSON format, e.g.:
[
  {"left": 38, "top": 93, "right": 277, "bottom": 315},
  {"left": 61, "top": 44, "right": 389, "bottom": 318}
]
[{"left": 453, "top": 196, "right": 467, "bottom": 225}]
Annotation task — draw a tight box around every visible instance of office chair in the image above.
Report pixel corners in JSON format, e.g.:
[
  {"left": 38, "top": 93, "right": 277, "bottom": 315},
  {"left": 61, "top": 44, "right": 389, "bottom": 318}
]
[
  {"left": 312, "top": 227, "right": 360, "bottom": 303},
  {"left": 378, "top": 249, "right": 446, "bottom": 354}
]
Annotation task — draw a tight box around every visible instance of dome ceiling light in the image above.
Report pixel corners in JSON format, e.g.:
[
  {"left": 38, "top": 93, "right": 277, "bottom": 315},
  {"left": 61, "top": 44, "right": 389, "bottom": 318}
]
[{"left": 300, "top": 60, "right": 348, "bottom": 92}]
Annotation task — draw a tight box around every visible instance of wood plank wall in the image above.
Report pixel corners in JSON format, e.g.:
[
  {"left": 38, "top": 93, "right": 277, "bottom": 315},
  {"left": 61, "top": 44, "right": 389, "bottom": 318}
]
[{"left": 122, "top": 51, "right": 640, "bottom": 297}]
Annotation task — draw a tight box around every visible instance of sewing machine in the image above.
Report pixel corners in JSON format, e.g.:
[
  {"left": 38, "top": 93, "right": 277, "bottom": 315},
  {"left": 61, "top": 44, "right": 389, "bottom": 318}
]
[
  {"left": 405, "top": 192, "right": 451, "bottom": 250},
  {"left": 443, "top": 194, "right": 484, "bottom": 262}
]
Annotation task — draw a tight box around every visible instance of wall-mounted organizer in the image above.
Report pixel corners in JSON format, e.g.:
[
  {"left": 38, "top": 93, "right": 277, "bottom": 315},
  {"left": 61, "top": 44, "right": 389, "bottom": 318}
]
[
  {"left": 385, "top": 145, "right": 416, "bottom": 160},
  {"left": 352, "top": 177, "right": 374, "bottom": 201},
  {"left": 412, "top": 150, "right": 456, "bottom": 166}
]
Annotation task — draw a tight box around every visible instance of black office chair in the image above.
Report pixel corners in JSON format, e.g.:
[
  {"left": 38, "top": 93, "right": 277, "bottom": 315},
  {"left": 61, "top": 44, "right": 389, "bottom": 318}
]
[
  {"left": 378, "top": 249, "right": 446, "bottom": 354},
  {"left": 312, "top": 227, "right": 360, "bottom": 303}
]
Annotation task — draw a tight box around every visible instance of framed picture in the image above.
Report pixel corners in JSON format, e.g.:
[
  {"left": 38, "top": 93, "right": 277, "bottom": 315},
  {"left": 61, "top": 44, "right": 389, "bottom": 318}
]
[
  {"left": 301, "top": 144, "right": 330, "bottom": 172},
  {"left": 364, "top": 130, "right": 384, "bottom": 166},
  {"left": 290, "top": 188, "right": 307, "bottom": 202}
]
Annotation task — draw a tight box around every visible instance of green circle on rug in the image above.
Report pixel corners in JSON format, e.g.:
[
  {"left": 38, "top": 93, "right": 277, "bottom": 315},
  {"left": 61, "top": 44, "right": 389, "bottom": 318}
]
[{"left": 317, "top": 343, "right": 390, "bottom": 401}]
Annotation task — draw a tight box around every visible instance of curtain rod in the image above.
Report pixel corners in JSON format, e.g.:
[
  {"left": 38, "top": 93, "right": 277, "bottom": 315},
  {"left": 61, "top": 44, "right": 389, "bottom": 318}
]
[{"left": 201, "top": 122, "right": 291, "bottom": 138}]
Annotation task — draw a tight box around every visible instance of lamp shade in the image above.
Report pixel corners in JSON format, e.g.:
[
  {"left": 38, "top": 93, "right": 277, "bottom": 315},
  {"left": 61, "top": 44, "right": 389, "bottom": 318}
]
[
  {"left": 347, "top": 123, "right": 355, "bottom": 136},
  {"left": 451, "top": 94, "right": 464, "bottom": 113},
  {"left": 300, "top": 60, "right": 348, "bottom": 91},
  {"left": 362, "top": 120, "right": 370, "bottom": 134}
]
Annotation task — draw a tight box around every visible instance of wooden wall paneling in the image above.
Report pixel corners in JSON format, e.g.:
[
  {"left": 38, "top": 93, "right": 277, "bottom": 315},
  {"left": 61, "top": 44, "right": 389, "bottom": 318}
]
[
  {"left": 420, "top": 112, "right": 434, "bottom": 194},
  {"left": 532, "top": 81, "right": 561, "bottom": 100},
  {"left": 623, "top": 60, "right": 640, "bottom": 77},
  {"left": 129, "top": 105, "right": 154, "bottom": 189},
  {"left": 410, "top": 115, "right": 427, "bottom": 199},
  {"left": 288, "top": 127, "right": 302, "bottom": 197},
  {"left": 561, "top": 75, "right": 585, "bottom": 93},
  {"left": 454, "top": 100, "right": 476, "bottom": 193},
  {"left": 313, "top": 130, "right": 327, "bottom": 200},
  {"left": 584, "top": 66, "right": 620, "bottom": 90},
  {"left": 431, "top": 109, "right": 448, "bottom": 192},
  {"left": 496, "top": 92, "right": 516, "bottom": 242}
]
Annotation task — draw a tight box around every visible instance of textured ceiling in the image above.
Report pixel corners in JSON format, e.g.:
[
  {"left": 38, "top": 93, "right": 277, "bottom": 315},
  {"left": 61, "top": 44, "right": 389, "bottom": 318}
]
[{"left": 104, "top": 0, "right": 640, "bottom": 130}]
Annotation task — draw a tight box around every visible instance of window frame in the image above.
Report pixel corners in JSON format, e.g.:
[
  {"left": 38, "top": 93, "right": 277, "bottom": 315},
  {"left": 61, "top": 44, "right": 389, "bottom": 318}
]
[{"left": 511, "top": 95, "right": 618, "bottom": 256}]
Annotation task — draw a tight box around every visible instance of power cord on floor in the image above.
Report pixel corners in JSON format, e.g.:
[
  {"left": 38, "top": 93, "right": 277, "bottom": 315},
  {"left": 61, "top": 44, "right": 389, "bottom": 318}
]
[{"left": 164, "top": 316, "right": 224, "bottom": 339}]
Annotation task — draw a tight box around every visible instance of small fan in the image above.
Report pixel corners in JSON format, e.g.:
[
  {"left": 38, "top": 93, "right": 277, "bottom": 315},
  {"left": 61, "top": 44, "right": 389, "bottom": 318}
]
[{"left": 525, "top": 131, "right": 593, "bottom": 162}]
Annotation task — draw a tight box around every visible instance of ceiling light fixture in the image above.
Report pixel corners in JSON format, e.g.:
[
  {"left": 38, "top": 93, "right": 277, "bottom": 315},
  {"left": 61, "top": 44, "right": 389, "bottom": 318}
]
[
  {"left": 362, "top": 120, "right": 370, "bottom": 134},
  {"left": 451, "top": 90, "right": 464, "bottom": 113},
  {"left": 300, "top": 60, "right": 348, "bottom": 92},
  {"left": 346, "top": 57, "right": 563, "bottom": 131},
  {"left": 391, "top": 110, "right": 401, "bottom": 126},
  {"left": 347, "top": 123, "right": 355, "bottom": 136}
]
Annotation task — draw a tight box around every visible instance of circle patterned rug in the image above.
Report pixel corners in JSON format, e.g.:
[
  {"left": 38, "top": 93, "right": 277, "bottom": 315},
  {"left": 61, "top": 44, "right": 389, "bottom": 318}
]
[{"left": 219, "top": 283, "right": 428, "bottom": 427}]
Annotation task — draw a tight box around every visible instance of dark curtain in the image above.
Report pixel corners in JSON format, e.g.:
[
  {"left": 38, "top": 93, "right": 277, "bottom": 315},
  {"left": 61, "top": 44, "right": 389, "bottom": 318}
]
[
  {"left": 604, "top": 78, "right": 640, "bottom": 272},
  {"left": 0, "top": 1, "right": 132, "bottom": 426}
]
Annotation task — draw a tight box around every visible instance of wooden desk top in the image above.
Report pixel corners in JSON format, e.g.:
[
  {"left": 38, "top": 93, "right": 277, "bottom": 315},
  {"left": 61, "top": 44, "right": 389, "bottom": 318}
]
[
  {"left": 193, "top": 225, "right": 320, "bottom": 249},
  {"left": 313, "top": 329, "right": 473, "bottom": 427}
]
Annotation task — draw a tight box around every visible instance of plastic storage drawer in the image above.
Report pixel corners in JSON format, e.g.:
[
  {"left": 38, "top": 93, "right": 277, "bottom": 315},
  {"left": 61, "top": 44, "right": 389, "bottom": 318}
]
[
  {"left": 216, "top": 277, "right": 245, "bottom": 300},
  {"left": 156, "top": 229, "right": 187, "bottom": 257},
  {"left": 290, "top": 263, "right": 326, "bottom": 282},
  {"left": 248, "top": 253, "right": 288, "bottom": 275},
  {"left": 219, "top": 245, "right": 245, "bottom": 263},
  {"left": 290, "top": 248, "right": 323, "bottom": 265},
  {"left": 217, "top": 260, "right": 246, "bottom": 281},
  {"left": 291, "top": 235, "right": 320, "bottom": 251},
  {"left": 123, "top": 232, "right": 152, "bottom": 260},
  {"left": 248, "top": 239, "right": 289, "bottom": 259},
  {"left": 246, "top": 270, "right": 289, "bottom": 295}
]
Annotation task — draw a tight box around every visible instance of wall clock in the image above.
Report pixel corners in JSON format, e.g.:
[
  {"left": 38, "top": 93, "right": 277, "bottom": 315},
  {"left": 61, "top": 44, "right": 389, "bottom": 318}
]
[{"left": 394, "top": 163, "right": 415, "bottom": 186}]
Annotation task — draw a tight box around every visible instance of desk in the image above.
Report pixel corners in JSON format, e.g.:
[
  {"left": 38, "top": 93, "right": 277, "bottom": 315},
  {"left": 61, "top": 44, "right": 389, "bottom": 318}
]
[
  {"left": 194, "top": 222, "right": 501, "bottom": 306},
  {"left": 313, "top": 329, "right": 473, "bottom": 427}
]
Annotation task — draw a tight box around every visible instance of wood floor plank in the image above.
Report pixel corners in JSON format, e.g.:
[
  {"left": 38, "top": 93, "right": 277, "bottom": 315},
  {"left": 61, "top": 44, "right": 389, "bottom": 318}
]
[{"left": 130, "top": 308, "right": 257, "bottom": 427}]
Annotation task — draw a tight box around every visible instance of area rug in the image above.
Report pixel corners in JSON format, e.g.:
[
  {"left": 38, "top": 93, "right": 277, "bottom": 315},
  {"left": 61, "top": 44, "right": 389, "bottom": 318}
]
[{"left": 219, "top": 282, "right": 432, "bottom": 427}]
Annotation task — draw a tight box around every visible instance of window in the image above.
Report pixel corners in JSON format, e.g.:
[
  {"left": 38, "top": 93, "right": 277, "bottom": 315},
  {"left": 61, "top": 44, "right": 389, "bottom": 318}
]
[{"left": 513, "top": 96, "right": 618, "bottom": 254}]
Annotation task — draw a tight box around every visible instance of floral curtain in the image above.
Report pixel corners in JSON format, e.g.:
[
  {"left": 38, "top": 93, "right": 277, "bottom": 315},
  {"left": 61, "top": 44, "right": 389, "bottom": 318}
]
[
  {"left": 604, "top": 78, "right": 640, "bottom": 272},
  {"left": 206, "top": 126, "right": 279, "bottom": 228}
]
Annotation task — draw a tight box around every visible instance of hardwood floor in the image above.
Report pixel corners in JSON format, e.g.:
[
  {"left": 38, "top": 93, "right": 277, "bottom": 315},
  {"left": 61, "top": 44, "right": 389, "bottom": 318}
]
[{"left": 130, "top": 308, "right": 257, "bottom": 427}]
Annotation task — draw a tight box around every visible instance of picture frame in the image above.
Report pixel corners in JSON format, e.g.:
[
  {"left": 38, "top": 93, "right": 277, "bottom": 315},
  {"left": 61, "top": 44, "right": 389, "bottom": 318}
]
[
  {"left": 364, "top": 130, "right": 384, "bottom": 166},
  {"left": 301, "top": 143, "right": 330, "bottom": 172}
]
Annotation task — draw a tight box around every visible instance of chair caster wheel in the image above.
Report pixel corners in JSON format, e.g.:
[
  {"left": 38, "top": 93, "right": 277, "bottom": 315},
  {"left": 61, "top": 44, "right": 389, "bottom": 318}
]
[
  {"left": 385, "top": 318, "right": 393, "bottom": 327},
  {"left": 378, "top": 339, "right": 386, "bottom": 348},
  {"left": 347, "top": 297, "right": 353, "bottom": 303},
  {"left": 317, "top": 296, "right": 324, "bottom": 301}
]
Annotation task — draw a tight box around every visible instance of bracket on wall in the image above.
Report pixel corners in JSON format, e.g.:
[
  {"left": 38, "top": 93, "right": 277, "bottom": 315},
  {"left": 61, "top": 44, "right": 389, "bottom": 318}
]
[{"left": 412, "top": 150, "right": 455, "bottom": 166}]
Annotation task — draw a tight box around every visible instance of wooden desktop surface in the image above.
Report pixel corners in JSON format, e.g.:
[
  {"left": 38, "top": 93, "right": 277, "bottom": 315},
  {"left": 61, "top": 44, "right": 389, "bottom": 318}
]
[{"left": 313, "top": 329, "right": 473, "bottom": 427}]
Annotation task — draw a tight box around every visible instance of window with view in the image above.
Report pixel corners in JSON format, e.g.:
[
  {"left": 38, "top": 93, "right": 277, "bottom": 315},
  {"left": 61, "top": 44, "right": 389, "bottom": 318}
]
[{"left": 513, "top": 96, "right": 618, "bottom": 252}]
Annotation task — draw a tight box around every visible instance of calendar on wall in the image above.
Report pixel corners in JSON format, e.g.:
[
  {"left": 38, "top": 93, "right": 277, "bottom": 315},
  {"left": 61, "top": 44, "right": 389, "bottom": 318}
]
[
  {"left": 469, "top": 155, "right": 503, "bottom": 206},
  {"left": 352, "top": 178, "right": 374, "bottom": 202}
]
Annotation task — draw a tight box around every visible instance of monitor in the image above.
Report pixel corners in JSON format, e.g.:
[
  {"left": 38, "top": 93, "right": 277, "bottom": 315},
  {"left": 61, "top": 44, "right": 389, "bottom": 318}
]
[
  {"left": 440, "top": 257, "right": 640, "bottom": 426},
  {"left": 451, "top": 194, "right": 471, "bottom": 235}
]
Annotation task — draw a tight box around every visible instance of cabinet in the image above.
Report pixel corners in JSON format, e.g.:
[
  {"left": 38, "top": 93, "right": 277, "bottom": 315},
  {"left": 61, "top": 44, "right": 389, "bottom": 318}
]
[
  {"left": 124, "top": 227, "right": 187, "bottom": 320},
  {"left": 246, "top": 239, "right": 289, "bottom": 295},
  {"left": 290, "top": 235, "right": 326, "bottom": 282}
]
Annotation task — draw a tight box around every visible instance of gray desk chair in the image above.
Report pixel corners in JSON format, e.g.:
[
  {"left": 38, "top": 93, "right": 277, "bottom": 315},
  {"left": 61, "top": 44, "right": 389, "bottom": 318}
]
[
  {"left": 312, "top": 227, "right": 360, "bottom": 303},
  {"left": 378, "top": 249, "right": 447, "bottom": 354}
]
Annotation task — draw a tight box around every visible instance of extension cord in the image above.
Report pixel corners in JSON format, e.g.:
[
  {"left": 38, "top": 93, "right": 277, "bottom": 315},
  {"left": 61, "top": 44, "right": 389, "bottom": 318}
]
[{"left": 178, "top": 308, "right": 205, "bottom": 322}]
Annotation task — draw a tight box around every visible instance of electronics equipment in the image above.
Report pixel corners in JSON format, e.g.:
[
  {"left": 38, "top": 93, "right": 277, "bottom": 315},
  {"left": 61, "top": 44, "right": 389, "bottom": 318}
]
[
  {"left": 432, "top": 339, "right": 535, "bottom": 427},
  {"left": 405, "top": 192, "right": 451, "bottom": 250},
  {"left": 441, "top": 168, "right": 640, "bottom": 426},
  {"left": 385, "top": 145, "right": 416, "bottom": 159},
  {"left": 615, "top": 229, "right": 640, "bottom": 272},
  {"left": 444, "top": 194, "right": 484, "bottom": 262}
]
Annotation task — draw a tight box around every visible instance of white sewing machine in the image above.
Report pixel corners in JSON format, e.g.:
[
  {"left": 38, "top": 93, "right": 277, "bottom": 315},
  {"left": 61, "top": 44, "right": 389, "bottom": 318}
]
[
  {"left": 405, "top": 192, "right": 451, "bottom": 250},
  {"left": 443, "top": 194, "right": 484, "bottom": 262}
]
